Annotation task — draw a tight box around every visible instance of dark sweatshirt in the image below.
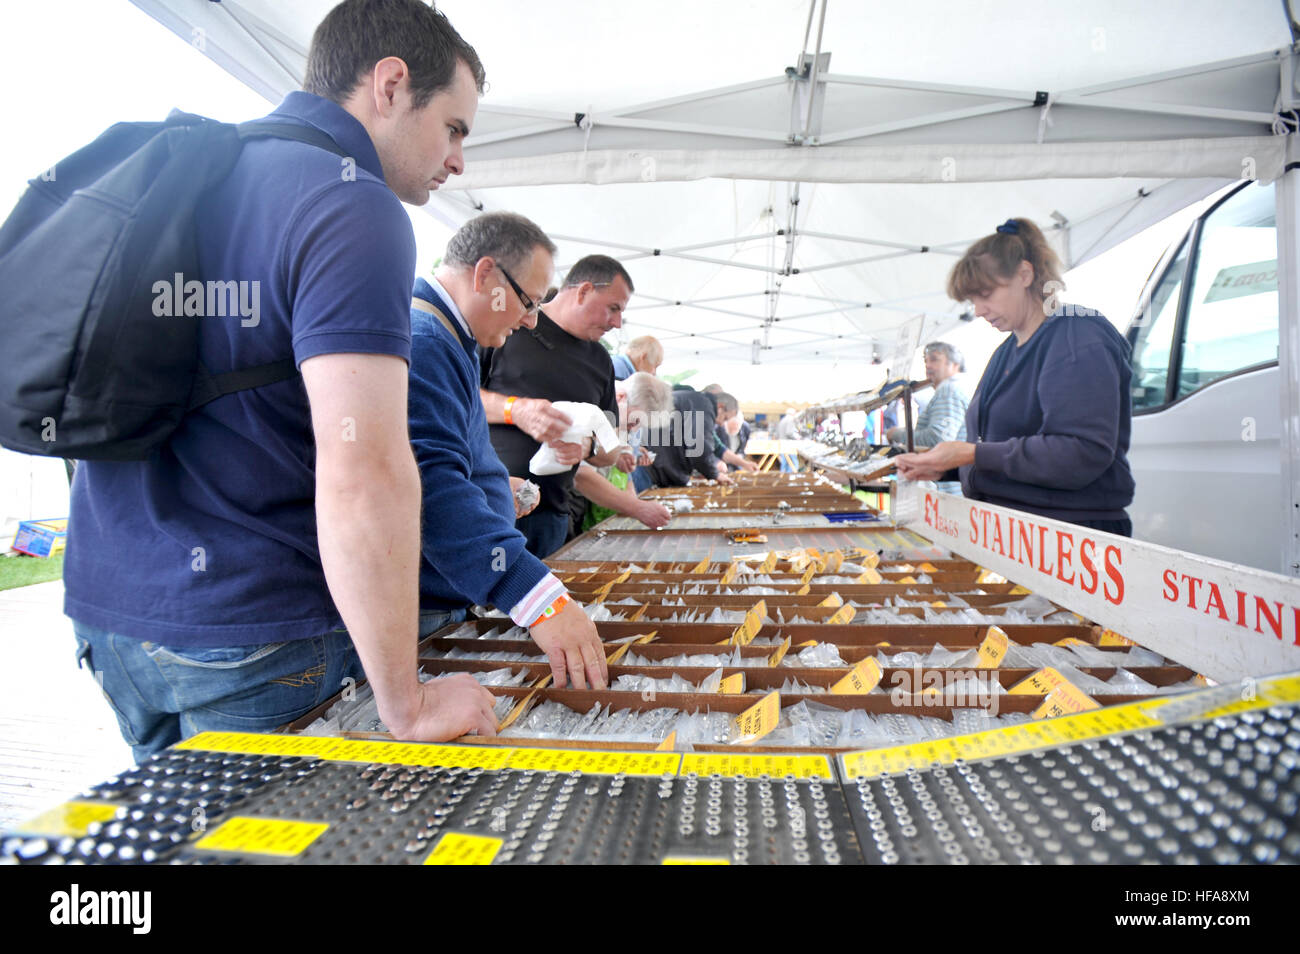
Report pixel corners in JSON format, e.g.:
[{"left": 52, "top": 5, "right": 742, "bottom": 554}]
[
  {"left": 643, "top": 388, "right": 722, "bottom": 486},
  {"left": 408, "top": 278, "right": 552, "bottom": 614},
  {"left": 960, "top": 308, "right": 1136, "bottom": 522}
]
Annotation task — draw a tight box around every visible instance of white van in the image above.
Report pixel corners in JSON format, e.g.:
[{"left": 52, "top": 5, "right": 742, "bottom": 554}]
[{"left": 1126, "top": 180, "right": 1282, "bottom": 572}]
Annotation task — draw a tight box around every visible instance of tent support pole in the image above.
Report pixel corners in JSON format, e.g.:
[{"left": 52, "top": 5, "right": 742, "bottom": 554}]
[{"left": 1276, "top": 148, "right": 1300, "bottom": 577}]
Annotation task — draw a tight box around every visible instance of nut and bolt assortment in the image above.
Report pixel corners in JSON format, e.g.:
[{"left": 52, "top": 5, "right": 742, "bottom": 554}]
[{"left": 4, "top": 701, "right": 1298, "bottom": 864}]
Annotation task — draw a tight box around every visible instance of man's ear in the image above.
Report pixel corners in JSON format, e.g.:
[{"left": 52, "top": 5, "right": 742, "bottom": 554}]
[
  {"left": 371, "top": 56, "right": 411, "bottom": 118},
  {"left": 573, "top": 281, "right": 593, "bottom": 304},
  {"left": 472, "top": 257, "right": 496, "bottom": 294}
]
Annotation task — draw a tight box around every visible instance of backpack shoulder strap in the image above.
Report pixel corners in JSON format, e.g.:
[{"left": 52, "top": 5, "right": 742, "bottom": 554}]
[
  {"left": 412, "top": 297, "right": 464, "bottom": 341},
  {"left": 237, "top": 120, "right": 351, "bottom": 159},
  {"left": 184, "top": 121, "right": 349, "bottom": 413},
  {"left": 188, "top": 360, "right": 299, "bottom": 412}
]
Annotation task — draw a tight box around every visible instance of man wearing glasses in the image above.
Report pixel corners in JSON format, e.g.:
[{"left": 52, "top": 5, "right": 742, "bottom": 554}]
[
  {"left": 480, "top": 255, "right": 632, "bottom": 558},
  {"left": 407, "top": 212, "right": 608, "bottom": 690}
]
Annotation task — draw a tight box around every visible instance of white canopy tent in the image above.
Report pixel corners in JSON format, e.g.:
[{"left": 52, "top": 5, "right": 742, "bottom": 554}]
[
  {"left": 130, "top": 0, "right": 1293, "bottom": 361},
  {"left": 129, "top": 0, "right": 1300, "bottom": 576}
]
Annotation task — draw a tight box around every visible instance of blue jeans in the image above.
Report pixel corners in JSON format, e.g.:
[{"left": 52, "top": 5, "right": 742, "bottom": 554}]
[
  {"left": 419, "top": 607, "right": 467, "bottom": 639},
  {"left": 516, "top": 508, "right": 569, "bottom": 559},
  {"left": 72, "top": 620, "right": 364, "bottom": 764}
]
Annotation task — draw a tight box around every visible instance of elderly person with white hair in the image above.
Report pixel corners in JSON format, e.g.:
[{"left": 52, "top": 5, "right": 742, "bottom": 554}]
[
  {"left": 574, "top": 371, "right": 675, "bottom": 530},
  {"left": 887, "top": 341, "right": 970, "bottom": 494},
  {"left": 611, "top": 335, "right": 664, "bottom": 381}
]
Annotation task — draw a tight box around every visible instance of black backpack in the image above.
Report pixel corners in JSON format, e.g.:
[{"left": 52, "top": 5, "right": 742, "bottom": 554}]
[{"left": 0, "top": 110, "right": 351, "bottom": 460}]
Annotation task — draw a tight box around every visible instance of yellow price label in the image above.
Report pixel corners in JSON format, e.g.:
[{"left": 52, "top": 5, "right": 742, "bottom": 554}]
[
  {"left": 1099, "top": 629, "right": 1136, "bottom": 647},
  {"left": 976, "top": 625, "right": 1010, "bottom": 668},
  {"left": 730, "top": 600, "right": 766, "bottom": 646},
  {"left": 606, "top": 642, "right": 633, "bottom": 665},
  {"left": 768, "top": 636, "right": 792, "bottom": 667},
  {"left": 691, "top": 557, "right": 710, "bottom": 573},
  {"left": 657, "top": 731, "right": 678, "bottom": 751},
  {"left": 760, "top": 552, "right": 778, "bottom": 573},
  {"left": 831, "top": 657, "right": 884, "bottom": 694},
  {"left": 826, "top": 604, "right": 857, "bottom": 625},
  {"left": 976, "top": 569, "right": 1008, "bottom": 584},
  {"left": 795, "top": 583, "right": 811, "bottom": 596},
  {"left": 817, "top": 594, "right": 843, "bottom": 608},
  {"left": 824, "top": 550, "right": 844, "bottom": 574},
  {"left": 1033, "top": 683, "right": 1101, "bottom": 718},
  {"left": 628, "top": 603, "right": 648, "bottom": 622},
  {"left": 1008, "top": 584, "right": 1032, "bottom": 595},
  {"left": 800, "top": 564, "right": 816, "bottom": 585},
  {"left": 1008, "top": 667, "right": 1069, "bottom": 696},
  {"left": 423, "top": 832, "right": 502, "bottom": 865},
  {"left": 1054, "top": 637, "right": 1091, "bottom": 648},
  {"left": 896, "top": 575, "right": 918, "bottom": 584},
  {"left": 859, "top": 551, "right": 881, "bottom": 569},
  {"left": 918, "top": 562, "right": 939, "bottom": 572},
  {"left": 731, "top": 690, "right": 781, "bottom": 744},
  {"left": 718, "top": 672, "right": 746, "bottom": 694},
  {"left": 856, "top": 567, "right": 883, "bottom": 584},
  {"left": 720, "top": 562, "right": 739, "bottom": 585},
  {"left": 195, "top": 817, "right": 329, "bottom": 857},
  {"left": 13, "top": 801, "right": 119, "bottom": 837}
]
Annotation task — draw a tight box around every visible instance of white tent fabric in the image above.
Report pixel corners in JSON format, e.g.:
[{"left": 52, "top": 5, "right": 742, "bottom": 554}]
[{"left": 129, "top": 0, "right": 1296, "bottom": 364}]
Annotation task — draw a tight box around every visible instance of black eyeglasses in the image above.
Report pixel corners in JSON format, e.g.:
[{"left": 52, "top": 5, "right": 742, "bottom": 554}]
[{"left": 495, "top": 263, "right": 541, "bottom": 316}]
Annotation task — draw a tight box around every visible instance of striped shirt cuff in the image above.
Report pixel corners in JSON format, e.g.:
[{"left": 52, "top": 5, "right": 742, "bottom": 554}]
[{"left": 509, "top": 574, "right": 567, "bottom": 627}]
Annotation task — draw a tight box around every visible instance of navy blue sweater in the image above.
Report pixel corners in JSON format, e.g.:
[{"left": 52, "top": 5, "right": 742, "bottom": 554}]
[
  {"left": 961, "top": 308, "right": 1136, "bottom": 522},
  {"left": 409, "top": 279, "right": 551, "bottom": 613}
]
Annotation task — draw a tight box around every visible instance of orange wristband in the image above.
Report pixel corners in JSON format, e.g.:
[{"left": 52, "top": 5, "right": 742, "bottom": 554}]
[
  {"left": 530, "top": 593, "right": 571, "bottom": 627},
  {"left": 503, "top": 395, "right": 518, "bottom": 425}
]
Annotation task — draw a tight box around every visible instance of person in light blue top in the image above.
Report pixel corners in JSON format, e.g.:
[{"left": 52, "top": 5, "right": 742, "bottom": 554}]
[
  {"left": 611, "top": 336, "right": 663, "bottom": 381},
  {"left": 888, "top": 341, "right": 969, "bottom": 494}
]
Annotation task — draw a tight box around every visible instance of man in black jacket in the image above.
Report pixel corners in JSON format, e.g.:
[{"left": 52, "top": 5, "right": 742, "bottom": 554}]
[{"left": 640, "top": 386, "right": 735, "bottom": 488}]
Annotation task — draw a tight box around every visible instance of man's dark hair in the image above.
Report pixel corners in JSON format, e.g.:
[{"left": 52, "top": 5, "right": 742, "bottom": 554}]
[
  {"left": 563, "top": 254, "right": 634, "bottom": 293},
  {"left": 444, "top": 212, "right": 557, "bottom": 275},
  {"left": 303, "top": 0, "right": 486, "bottom": 108}
]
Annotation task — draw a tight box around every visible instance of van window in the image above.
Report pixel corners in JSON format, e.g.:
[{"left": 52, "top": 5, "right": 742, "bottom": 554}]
[
  {"left": 1129, "top": 238, "right": 1188, "bottom": 410},
  {"left": 1177, "top": 182, "right": 1278, "bottom": 397}
]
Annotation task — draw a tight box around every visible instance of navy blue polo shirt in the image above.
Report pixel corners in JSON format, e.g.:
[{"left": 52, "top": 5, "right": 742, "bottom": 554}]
[{"left": 64, "top": 92, "right": 416, "bottom": 647}]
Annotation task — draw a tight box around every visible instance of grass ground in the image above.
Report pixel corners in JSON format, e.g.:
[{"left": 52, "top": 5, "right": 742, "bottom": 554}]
[{"left": 0, "top": 552, "right": 64, "bottom": 591}]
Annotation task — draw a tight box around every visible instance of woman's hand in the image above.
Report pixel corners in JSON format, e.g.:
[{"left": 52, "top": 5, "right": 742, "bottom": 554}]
[{"left": 894, "top": 441, "right": 976, "bottom": 482}]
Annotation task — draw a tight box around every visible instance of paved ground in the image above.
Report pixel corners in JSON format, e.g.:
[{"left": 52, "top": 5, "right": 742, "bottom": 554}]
[{"left": 0, "top": 580, "right": 132, "bottom": 831}]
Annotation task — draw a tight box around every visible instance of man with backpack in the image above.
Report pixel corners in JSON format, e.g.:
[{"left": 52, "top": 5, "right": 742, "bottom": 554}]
[{"left": 56, "top": 0, "right": 504, "bottom": 761}]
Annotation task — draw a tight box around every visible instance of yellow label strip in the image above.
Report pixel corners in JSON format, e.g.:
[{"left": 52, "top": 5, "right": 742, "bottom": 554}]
[
  {"left": 841, "top": 672, "right": 1300, "bottom": 779},
  {"left": 680, "top": 752, "right": 833, "bottom": 779},
  {"left": 503, "top": 748, "right": 682, "bottom": 776}
]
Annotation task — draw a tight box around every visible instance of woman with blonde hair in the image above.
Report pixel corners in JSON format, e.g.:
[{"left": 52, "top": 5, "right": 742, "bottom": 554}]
[{"left": 895, "top": 218, "right": 1135, "bottom": 535}]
